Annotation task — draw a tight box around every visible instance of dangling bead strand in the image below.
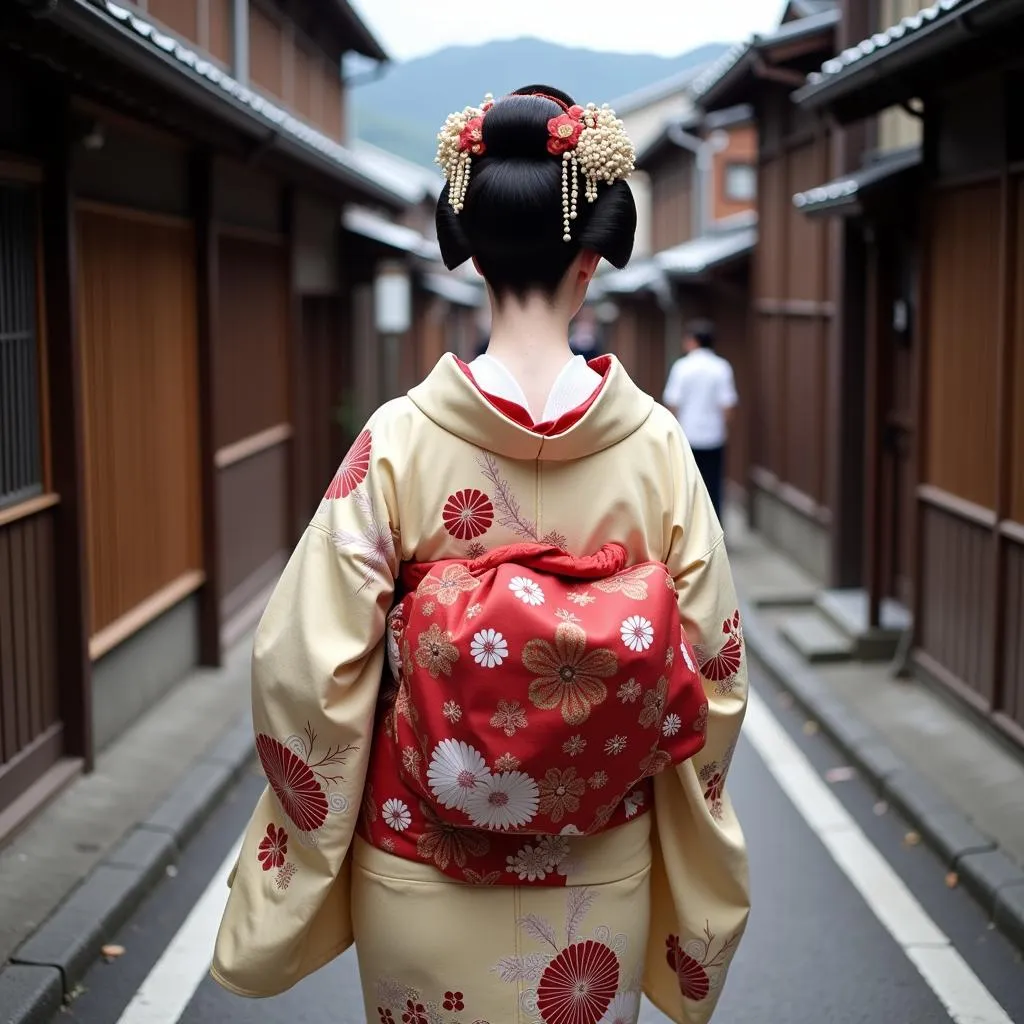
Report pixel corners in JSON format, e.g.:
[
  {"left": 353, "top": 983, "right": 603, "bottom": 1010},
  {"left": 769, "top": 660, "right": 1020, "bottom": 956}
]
[
  {"left": 562, "top": 153, "right": 572, "bottom": 241},
  {"left": 437, "top": 91, "right": 635, "bottom": 239},
  {"left": 570, "top": 153, "right": 579, "bottom": 222},
  {"left": 452, "top": 151, "right": 472, "bottom": 213}
]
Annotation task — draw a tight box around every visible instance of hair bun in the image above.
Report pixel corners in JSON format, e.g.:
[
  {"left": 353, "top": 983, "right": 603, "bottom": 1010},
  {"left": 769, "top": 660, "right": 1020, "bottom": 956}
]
[
  {"left": 434, "top": 83, "right": 637, "bottom": 295},
  {"left": 479, "top": 89, "right": 570, "bottom": 161}
]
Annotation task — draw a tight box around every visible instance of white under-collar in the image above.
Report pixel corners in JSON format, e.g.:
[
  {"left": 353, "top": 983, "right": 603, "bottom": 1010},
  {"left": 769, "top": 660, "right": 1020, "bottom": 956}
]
[{"left": 470, "top": 353, "right": 602, "bottom": 422}]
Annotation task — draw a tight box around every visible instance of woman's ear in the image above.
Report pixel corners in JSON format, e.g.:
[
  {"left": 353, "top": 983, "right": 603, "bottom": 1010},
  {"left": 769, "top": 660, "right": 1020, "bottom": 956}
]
[{"left": 577, "top": 249, "right": 601, "bottom": 285}]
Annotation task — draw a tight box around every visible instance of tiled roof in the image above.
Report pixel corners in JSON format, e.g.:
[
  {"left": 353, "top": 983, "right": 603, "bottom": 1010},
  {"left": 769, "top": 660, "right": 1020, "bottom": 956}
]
[
  {"left": 79, "top": 0, "right": 405, "bottom": 204},
  {"left": 591, "top": 260, "right": 666, "bottom": 297},
  {"left": 693, "top": 8, "right": 840, "bottom": 101},
  {"left": 343, "top": 207, "right": 437, "bottom": 259},
  {"left": 593, "top": 221, "right": 756, "bottom": 297},
  {"left": 792, "top": 147, "right": 921, "bottom": 213},
  {"left": 656, "top": 226, "right": 756, "bottom": 276},
  {"left": 691, "top": 42, "right": 751, "bottom": 99},
  {"left": 803, "top": 0, "right": 967, "bottom": 88},
  {"left": 349, "top": 142, "right": 442, "bottom": 206}
]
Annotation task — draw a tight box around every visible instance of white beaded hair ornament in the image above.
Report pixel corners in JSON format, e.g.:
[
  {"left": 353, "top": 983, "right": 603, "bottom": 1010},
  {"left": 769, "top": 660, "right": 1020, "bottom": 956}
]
[{"left": 435, "top": 92, "right": 636, "bottom": 242}]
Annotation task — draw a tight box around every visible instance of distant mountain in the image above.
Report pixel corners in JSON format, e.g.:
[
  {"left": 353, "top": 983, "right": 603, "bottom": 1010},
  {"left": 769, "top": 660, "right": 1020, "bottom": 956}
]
[{"left": 349, "top": 37, "right": 730, "bottom": 167}]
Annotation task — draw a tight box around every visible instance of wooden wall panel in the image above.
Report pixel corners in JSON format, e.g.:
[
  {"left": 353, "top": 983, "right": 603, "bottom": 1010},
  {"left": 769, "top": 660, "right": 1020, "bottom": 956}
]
[
  {"left": 250, "top": 6, "right": 284, "bottom": 101},
  {"left": 1003, "top": 539, "right": 1024, "bottom": 729},
  {"left": 712, "top": 286, "right": 750, "bottom": 490},
  {"left": 416, "top": 294, "right": 447, "bottom": 385},
  {"left": 607, "top": 298, "right": 664, "bottom": 400},
  {"left": 73, "top": 118, "right": 189, "bottom": 217},
  {"left": 294, "top": 296, "right": 344, "bottom": 525},
  {"left": 756, "top": 158, "right": 785, "bottom": 299},
  {"left": 0, "top": 511, "right": 58, "bottom": 767},
  {"left": 783, "top": 317, "right": 826, "bottom": 502},
  {"left": 214, "top": 161, "right": 281, "bottom": 234},
  {"left": 926, "top": 183, "right": 1001, "bottom": 509},
  {"left": 218, "top": 442, "right": 288, "bottom": 603},
  {"left": 638, "top": 301, "right": 667, "bottom": 400},
  {"left": 75, "top": 206, "right": 202, "bottom": 637},
  {"left": 320, "top": 58, "right": 344, "bottom": 142},
  {"left": 752, "top": 136, "right": 834, "bottom": 516},
  {"left": 756, "top": 313, "right": 783, "bottom": 476},
  {"left": 1012, "top": 178, "right": 1024, "bottom": 524},
  {"left": 293, "top": 39, "right": 318, "bottom": 124},
  {"left": 148, "top": 0, "right": 199, "bottom": 42},
  {"left": 919, "top": 502, "right": 995, "bottom": 704},
  {"left": 650, "top": 156, "right": 693, "bottom": 254},
  {"left": 608, "top": 304, "right": 639, "bottom": 380},
  {"left": 207, "top": 0, "right": 233, "bottom": 65},
  {"left": 215, "top": 235, "right": 289, "bottom": 448},
  {"left": 786, "top": 143, "right": 828, "bottom": 303}
]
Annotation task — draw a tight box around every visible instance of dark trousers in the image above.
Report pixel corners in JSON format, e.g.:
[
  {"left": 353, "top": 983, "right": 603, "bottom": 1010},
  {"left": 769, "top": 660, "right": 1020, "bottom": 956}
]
[{"left": 691, "top": 446, "right": 725, "bottom": 520}]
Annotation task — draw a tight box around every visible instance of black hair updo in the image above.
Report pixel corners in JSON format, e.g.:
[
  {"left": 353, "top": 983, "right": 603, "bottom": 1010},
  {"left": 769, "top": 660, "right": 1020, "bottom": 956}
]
[{"left": 435, "top": 84, "right": 637, "bottom": 300}]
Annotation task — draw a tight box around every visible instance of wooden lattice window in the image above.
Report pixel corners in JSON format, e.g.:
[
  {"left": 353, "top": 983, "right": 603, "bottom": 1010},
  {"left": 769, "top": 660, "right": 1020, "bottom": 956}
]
[{"left": 0, "top": 182, "right": 43, "bottom": 510}]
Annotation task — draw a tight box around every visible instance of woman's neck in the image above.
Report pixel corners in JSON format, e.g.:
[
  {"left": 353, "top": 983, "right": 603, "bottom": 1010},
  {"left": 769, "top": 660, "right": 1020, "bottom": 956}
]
[{"left": 484, "top": 292, "right": 575, "bottom": 418}]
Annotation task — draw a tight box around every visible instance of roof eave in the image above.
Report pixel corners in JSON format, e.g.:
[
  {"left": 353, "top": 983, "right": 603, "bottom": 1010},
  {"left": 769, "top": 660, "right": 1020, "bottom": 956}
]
[
  {"left": 50, "top": 0, "right": 405, "bottom": 208},
  {"left": 794, "top": 195, "right": 865, "bottom": 218},
  {"left": 794, "top": 0, "right": 1024, "bottom": 118},
  {"left": 636, "top": 124, "right": 701, "bottom": 169},
  {"left": 792, "top": 148, "right": 922, "bottom": 217},
  {"left": 662, "top": 250, "right": 752, "bottom": 280},
  {"left": 331, "top": 0, "right": 389, "bottom": 62},
  {"left": 697, "top": 12, "right": 840, "bottom": 111},
  {"left": 695, "top": 49, "right": 756, "bottom": 112}
]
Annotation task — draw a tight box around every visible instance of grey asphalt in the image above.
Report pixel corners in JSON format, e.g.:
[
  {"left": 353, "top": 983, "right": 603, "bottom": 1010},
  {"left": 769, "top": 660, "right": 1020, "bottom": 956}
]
[{"left": 61, "top": 667, "right": 1024, "bottom": 1024}]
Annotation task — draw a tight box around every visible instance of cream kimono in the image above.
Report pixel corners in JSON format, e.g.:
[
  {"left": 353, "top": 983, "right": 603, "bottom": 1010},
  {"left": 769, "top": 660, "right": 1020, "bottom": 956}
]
[{"left": 212, "top": 354, "right": 750, "bottom": 1024}]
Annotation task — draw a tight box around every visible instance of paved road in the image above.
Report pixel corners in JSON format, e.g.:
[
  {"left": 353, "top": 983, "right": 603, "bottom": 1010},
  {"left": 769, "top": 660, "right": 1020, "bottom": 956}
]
[{"left": 62, "top": 666, "right": 1024, "bottom": 1024}]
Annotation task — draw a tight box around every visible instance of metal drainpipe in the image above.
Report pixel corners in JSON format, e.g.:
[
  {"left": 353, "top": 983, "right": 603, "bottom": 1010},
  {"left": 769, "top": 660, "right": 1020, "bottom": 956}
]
[
  {"left": 232, "top": 0, "right": 249, "bottom": 86},
  {"left": 697, "top": 129, "right": 730, "bottom": 237}
]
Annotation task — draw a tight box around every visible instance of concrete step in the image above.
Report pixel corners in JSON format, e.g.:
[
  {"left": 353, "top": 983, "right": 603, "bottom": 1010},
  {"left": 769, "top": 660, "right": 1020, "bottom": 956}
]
[
  {"left": 816, "top": 588, "right": 912, "bottom": 661},
  {"left": 779, "top": 610, "right": 856, "bottom": 664}
]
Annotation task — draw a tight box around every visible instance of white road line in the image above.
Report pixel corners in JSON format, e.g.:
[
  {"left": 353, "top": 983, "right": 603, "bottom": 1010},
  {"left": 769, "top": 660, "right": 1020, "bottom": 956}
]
[
  {"left": 115, "top": 837, "right": 242, "bottom": 1024},
  {"left": 745, "top": 687, "right": 1014, "bottom": 1024},
  {"left": 115, "top": 694, "right": 1013, "bottom": 1024}
]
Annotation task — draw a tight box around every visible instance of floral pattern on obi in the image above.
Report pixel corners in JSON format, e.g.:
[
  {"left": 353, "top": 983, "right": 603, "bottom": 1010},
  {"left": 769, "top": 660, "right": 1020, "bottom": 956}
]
[{"left": 360, "top": 541, "right": 718, "bottom": 884}]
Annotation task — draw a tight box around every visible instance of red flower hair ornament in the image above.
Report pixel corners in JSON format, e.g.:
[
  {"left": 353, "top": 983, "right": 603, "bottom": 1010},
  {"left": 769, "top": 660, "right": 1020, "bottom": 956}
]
[
  {"left": 546, "top": 105, "right": 585, "bottom": 154},
  {"left": 436, "top": 92, "right": 634, "bottom": 241}
]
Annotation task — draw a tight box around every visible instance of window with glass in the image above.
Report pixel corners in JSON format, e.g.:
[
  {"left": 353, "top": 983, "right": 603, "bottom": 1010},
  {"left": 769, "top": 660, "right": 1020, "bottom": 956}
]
[{"left": 724, "top": 163, "right": 757, "bottom": 203}]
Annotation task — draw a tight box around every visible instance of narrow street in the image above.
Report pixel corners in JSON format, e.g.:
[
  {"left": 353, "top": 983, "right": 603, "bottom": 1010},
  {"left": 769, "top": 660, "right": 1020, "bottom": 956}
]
[{"left": 59, "top": 665, "right": 1024, "bottom": 1024}]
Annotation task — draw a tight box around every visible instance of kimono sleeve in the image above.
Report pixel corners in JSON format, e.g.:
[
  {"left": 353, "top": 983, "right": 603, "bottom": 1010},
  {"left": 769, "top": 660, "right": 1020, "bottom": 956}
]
[
  {"left": 644, "top": 424, "right": 750, "bottom": 1024},
  {"left": 211, "top": 418, "right": 398, "bottom": 998}
]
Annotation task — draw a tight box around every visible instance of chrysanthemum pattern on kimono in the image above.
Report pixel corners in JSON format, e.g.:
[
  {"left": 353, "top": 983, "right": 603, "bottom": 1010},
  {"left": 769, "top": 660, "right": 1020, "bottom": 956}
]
[{"left": 212, "top": 356, "right": 750, "bottom": 1024}]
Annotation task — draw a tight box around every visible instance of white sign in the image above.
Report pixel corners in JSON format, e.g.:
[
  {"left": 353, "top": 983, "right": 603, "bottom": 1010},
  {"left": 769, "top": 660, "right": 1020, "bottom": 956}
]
[{"left": 374, "top": 266, "right": 411, "bottom": 334}]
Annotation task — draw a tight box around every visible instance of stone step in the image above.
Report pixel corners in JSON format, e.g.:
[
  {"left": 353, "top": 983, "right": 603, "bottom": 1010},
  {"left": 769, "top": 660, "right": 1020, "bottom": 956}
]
[
  {"left": 815, "top": 588, "right": 912, "bottom": 661},
  {"left": 779, "top": 611, "right": 856, "bottom": 664}
]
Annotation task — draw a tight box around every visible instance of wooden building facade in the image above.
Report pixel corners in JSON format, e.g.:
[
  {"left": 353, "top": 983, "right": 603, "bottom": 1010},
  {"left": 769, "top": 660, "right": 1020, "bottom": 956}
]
[
  {"left": 592, "top": 95, "right": 758, "bottom": 503},
  {"left": 0, "top": 0, "right": 458, "bottom": 840},
  {"left": 795, "top": 0, "right": 1024, "bottom": 744},
  {"left": 693, "top": 4, "right": 854, "bottom": 582}
]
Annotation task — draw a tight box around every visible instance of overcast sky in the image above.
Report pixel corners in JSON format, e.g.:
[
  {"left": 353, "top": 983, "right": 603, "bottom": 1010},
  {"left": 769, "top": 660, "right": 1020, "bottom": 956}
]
[{"left": 350, "top": 1, "right": 787, "bottom": 61}]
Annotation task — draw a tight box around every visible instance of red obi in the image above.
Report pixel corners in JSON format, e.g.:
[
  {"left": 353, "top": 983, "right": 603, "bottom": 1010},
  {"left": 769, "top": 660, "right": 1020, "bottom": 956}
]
[{"left": 359, "top": 543, "right": 709, "bottom": 885}]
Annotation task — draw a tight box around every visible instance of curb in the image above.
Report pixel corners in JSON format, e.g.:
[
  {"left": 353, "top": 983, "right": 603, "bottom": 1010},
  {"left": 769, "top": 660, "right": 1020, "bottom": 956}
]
[
  {"left": 0, "top": 715, "right": 254, "bottom": 1024},
  {"left": 740, "top": 599, "right": 1024, "bottom": 953}
]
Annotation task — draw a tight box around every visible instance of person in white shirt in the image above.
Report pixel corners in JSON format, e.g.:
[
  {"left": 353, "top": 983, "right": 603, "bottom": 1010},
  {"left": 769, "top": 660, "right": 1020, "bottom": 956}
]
[{"left": 662, "top": 319, "right": 738, "bottom": 519}]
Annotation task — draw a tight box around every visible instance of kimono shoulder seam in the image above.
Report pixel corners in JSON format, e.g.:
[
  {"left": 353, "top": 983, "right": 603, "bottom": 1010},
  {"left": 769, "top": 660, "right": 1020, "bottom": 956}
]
[{"left": 688, "top": 531, "right": 726, "bottom": 571}]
